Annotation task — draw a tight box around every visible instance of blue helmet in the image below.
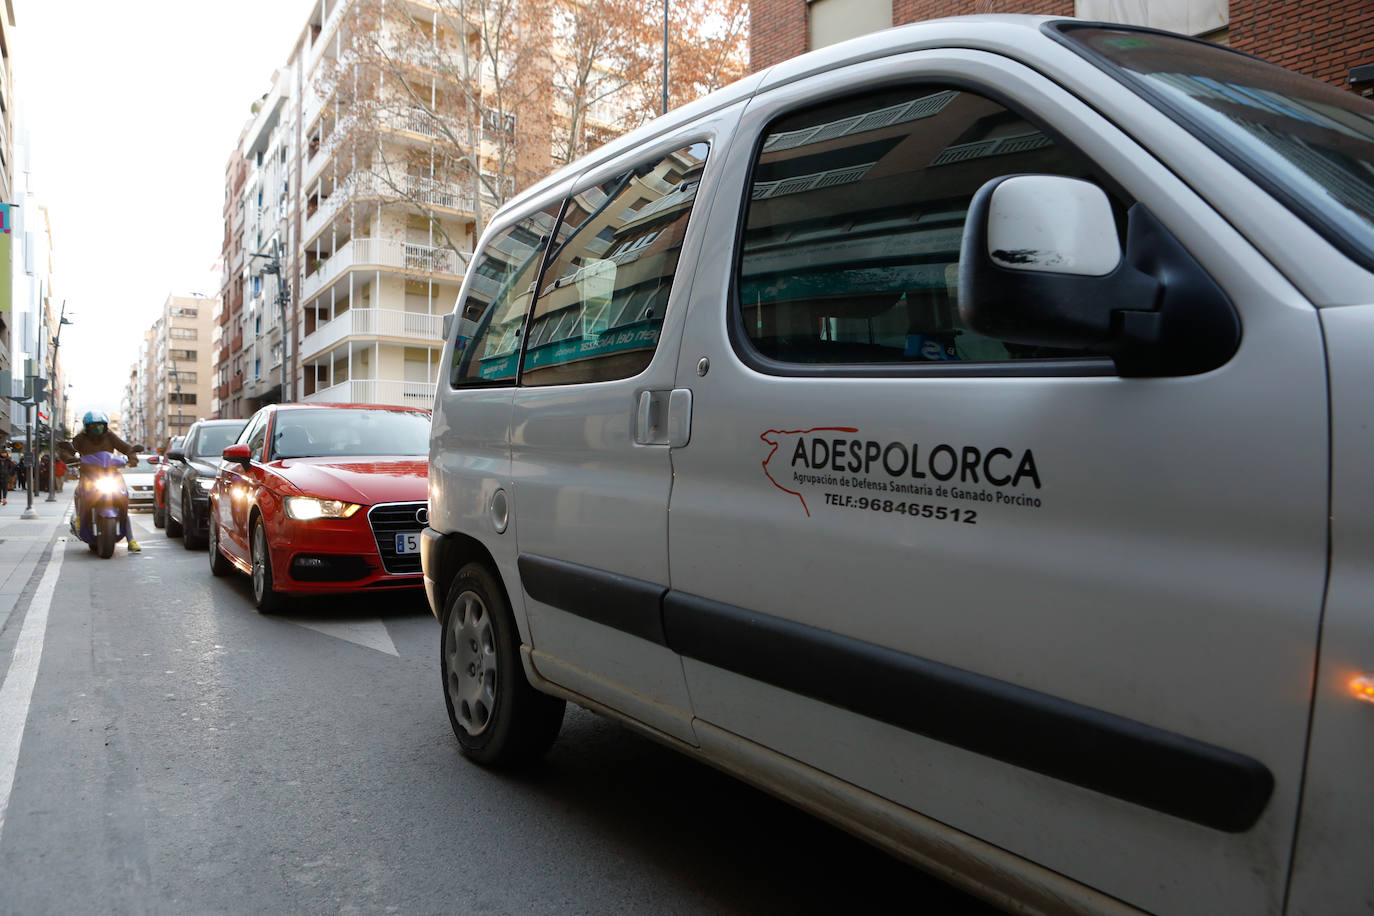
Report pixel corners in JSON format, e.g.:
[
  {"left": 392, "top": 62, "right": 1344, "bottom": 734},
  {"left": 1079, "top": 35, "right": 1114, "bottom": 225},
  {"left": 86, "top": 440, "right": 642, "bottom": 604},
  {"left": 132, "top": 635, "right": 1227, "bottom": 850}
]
[{"left": 82, "top": 410, "right": 109, "bottom": 437}]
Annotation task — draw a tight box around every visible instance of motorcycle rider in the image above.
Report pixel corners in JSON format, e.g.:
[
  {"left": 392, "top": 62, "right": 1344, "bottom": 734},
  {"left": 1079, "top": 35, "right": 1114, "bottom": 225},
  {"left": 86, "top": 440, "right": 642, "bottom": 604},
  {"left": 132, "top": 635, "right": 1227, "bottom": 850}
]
[{"left": 57, "top": 411, "right": 141, "bottom": 552}]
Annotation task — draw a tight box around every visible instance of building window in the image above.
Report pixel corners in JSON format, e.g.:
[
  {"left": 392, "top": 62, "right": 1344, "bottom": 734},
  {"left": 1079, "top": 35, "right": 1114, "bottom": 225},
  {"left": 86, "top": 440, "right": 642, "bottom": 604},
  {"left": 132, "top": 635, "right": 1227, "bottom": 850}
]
[
  {"left": 808, "top": 0, "right": 891, "bottom": 51},
  {"left": 169, "top": 327, "right": 198, "bottom": 340}
]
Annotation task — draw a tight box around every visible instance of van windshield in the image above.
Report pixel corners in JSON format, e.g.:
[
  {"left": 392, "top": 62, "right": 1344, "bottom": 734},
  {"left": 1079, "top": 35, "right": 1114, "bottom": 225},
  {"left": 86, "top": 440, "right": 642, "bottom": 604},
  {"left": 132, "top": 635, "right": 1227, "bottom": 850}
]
[{"left": 1058, "top": 25, "right": 1374, "bottom": 268}]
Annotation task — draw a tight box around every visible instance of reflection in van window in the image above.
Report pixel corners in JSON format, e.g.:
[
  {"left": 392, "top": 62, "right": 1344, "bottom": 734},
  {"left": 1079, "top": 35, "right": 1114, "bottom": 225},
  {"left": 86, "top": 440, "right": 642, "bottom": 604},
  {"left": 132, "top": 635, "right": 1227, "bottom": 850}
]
[
  {"left": 739, "top": 87, "right": 1109, "bottom": 366},
  {"left": 450, "top": 202, "right": 564, "bottom": 387},
  {"left": 522, "top": 143, "right": 710, "bottom": 386}
]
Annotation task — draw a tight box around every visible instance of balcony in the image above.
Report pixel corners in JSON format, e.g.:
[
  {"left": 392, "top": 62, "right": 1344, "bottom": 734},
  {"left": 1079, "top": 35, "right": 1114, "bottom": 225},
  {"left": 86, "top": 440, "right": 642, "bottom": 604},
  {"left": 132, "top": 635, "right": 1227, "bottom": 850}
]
[
  {"left": 305, "top": 377, "right": 436, "bottom": 407},
  {"left": 300, "top": 237, "right": 469, "bottom": 303},
  {"left": 305, "top": 0, "right": 350, "bottom": 78},
  {"left": 303, "top": 172, "right": 477, "bottom": 244},
  {"left": 387, "top": 107, "right": 476, "bottom": 148},
  {"left": 299, "top": 307, "right": 445, "bottom": 361}
]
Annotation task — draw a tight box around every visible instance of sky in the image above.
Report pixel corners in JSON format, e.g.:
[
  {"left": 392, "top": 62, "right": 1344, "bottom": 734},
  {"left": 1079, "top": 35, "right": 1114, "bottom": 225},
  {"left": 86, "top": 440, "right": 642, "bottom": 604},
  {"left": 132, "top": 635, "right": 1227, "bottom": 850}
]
[{"left": 14, "top": 0, "right": 317, "bottom": 418}]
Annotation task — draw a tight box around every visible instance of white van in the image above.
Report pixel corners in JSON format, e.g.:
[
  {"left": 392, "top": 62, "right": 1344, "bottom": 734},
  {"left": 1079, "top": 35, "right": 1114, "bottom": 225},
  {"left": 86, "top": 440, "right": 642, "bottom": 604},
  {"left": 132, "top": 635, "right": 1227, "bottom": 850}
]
[{"left": 423, "top": 16, "right": 1374, "bottom": 914}]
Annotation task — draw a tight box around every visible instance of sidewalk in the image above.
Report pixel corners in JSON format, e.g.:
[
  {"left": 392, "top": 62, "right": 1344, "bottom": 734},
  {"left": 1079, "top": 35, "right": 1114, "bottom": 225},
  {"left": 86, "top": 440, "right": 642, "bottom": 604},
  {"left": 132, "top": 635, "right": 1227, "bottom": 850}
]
[{"left": 0, "top": 484, "right": 74, "bottom": 635}]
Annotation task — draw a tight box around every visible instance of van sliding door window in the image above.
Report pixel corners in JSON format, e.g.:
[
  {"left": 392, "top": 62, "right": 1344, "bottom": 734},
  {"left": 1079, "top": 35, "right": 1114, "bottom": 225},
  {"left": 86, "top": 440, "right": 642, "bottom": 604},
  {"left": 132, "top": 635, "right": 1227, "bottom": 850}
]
[
  {"left": 738, "top": 86, "right": 1113, "bottom": 368},
  {"left": 521, "top": 143, "right": 710, "bottom": 386},
  {"left": 449, "top": 203, "right": 564, "bottom": 388}
]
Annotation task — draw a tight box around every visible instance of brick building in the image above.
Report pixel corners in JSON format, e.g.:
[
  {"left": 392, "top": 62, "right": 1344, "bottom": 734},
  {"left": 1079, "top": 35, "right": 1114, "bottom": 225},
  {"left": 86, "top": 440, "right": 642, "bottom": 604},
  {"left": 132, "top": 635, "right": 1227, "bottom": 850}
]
[{"left": 750, "top": 0, "right": 1374, "bottom": 96}]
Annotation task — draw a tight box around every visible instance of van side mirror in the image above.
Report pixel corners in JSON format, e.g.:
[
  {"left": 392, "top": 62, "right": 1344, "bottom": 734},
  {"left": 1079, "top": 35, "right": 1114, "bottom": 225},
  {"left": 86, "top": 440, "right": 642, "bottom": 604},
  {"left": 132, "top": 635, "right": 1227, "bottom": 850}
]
[
  {"left": 958, "top": 175, "right": 1240, "bottom": 377},
  {"left": 222, "top": 444, "right": 252, "bottom": 466}
]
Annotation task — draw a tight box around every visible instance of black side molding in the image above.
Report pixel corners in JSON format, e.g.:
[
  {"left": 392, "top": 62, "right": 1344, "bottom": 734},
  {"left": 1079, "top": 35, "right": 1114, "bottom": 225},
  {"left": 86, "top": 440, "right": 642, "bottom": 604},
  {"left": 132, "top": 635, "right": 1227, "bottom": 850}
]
[
  {"left": 516, "top": 553, "right": 1274, "bottom": 832},
  {"left": 662, "top": 591, "right": 1273, "bottom": 833},
  {"left": 518, "top": 554, "right": 668, "bottom": 646}
]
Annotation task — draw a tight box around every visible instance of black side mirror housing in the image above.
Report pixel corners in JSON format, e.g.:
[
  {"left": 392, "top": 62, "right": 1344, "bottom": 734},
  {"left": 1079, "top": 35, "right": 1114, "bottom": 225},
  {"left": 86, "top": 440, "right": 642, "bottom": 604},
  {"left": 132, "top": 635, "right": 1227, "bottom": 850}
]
[
  {"left": 958, "top": 175, "right": 1241, "bottom": 377},
  {"left": 166, "top": 449, "right": 185, "bottom": 462}
]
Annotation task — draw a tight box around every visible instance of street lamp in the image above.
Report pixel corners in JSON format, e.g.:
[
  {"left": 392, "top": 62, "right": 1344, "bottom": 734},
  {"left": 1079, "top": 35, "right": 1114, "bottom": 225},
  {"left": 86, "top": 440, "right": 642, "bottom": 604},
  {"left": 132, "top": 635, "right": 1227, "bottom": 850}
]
[
  {"left": 248, "top": 240, "right": 293, "bottom": 404},
  {"left": 662, "top": 0, "right": 669, "bottom": 115},
  {"left": 46, "top": 303, "right": 72, "bottom": 502}
]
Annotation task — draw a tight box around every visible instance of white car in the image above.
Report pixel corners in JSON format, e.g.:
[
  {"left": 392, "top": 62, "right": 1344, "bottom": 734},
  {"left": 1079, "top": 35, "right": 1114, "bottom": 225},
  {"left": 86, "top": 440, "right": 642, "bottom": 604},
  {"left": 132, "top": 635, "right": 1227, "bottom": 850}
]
[
  {"left": 422, "top": 16, "right": 1374, "bottom": 915},
  {"left": 119, "top": 454, "right": 160, "bottom": 511}
]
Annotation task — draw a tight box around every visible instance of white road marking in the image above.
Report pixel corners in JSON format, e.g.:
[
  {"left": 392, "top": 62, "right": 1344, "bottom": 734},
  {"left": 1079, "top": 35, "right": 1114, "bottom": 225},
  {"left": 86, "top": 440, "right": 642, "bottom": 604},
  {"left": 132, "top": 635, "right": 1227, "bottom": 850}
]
[
  {"left": 0, "top": 536, "right": 67, "bottom": 842},
  {"left": 295, "top": 619, "right": 399, "bottom": 656}
]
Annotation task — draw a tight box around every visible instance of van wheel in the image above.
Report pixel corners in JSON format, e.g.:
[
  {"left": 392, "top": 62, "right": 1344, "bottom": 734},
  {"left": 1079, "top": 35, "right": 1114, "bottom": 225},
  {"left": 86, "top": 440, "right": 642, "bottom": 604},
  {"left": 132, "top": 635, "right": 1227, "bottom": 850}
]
[{"left": 441, "top": 562, "right": 564, "bottom": 767}]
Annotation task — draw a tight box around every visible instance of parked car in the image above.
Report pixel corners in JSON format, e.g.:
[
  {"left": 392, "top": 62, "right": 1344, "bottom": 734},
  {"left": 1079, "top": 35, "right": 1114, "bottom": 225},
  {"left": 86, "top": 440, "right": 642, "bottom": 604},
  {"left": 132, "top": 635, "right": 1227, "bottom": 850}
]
[
  {"left": 165, "top": 419, "right": 247, "bottom": 548},
  {"left": 153, "top": 435, "right": 184, "bottom": 528},
  {"left": 421, "top": 16, "right": 1374, "bottom": 916},
  {"left": 120, "top": 455, "right": 159, "bottom": 512},
  {"left": 207, "top": 403, "right": 430, "bottom": 612}
]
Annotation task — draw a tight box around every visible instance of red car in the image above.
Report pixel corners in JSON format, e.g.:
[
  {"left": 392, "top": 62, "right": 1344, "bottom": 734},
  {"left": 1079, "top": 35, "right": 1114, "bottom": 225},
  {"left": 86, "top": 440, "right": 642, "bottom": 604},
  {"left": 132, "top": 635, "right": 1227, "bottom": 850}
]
[
  {"left": 207, "top": 403, "right": 430, "bottom": 612},
  {"left": 153, "top": 436, "right": 184, "bottom": 528}
]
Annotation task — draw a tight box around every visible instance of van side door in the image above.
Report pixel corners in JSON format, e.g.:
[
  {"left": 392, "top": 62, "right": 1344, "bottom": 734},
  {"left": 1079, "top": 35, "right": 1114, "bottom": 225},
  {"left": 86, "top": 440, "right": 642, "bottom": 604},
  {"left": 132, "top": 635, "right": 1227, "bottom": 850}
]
[
  {"left": 666, "top": 54, "right": 1327, "bottom": 914},
  {"left": 507, "top": 127, "right": 728, "bottom": 745}
]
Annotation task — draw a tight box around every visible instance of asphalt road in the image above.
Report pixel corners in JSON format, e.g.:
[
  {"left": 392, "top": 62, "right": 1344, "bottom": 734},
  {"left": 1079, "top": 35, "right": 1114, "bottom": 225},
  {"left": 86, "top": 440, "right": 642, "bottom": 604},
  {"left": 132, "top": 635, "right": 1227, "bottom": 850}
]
[{"left": 0, "top": 510, "right": 1001, "bottom": 915}]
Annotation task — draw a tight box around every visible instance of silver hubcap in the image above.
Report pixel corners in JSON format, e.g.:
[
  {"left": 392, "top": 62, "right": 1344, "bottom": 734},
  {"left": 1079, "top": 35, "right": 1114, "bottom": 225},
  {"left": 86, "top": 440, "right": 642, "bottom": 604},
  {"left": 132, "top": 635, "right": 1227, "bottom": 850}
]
[
  {"left": 445, "top": 591, "right": 496, "bottom": 737},
  {"left": 252, "top": 527, "right": 268, "bottom": 599}
]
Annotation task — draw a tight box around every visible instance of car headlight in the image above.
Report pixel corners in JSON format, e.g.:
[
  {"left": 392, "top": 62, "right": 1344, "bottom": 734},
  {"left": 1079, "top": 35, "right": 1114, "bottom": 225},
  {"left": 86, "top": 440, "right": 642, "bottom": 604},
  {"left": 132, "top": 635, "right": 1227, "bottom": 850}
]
[
  {"left": 284, "top": 496, "right": 361, "bottom": 520},
  {"left": 95, "top": 477, "right": 121, "bottom": 495}
]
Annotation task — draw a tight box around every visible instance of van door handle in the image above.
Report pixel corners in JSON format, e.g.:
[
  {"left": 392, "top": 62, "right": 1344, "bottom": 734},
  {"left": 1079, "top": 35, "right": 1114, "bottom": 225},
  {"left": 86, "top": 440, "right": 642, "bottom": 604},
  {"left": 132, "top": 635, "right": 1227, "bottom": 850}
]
[
  {"left": 667, "top": 388, "right": 691, "bottom": 448},
  {"left": 635, "top": 389, "right": 691, "bottom": 447}
]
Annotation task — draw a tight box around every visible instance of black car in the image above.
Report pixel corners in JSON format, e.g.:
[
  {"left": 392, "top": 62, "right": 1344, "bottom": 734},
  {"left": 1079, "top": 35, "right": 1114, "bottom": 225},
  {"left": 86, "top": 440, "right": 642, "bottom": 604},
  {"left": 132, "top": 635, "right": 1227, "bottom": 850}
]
[{"left": 165, "top": 419, "right": 248, "bottom": 549}]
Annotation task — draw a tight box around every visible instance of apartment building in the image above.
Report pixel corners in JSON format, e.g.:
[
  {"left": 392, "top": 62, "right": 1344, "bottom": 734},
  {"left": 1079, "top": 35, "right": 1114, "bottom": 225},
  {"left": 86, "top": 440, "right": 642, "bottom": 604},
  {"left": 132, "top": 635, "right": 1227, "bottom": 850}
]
[
  {"left": 121, "top": 294, "right": 216, "bottom": 449},
  {"left": 0, "top": 0, "right": 15, "bottom": 439},
  {"left": 751, "top": 0, "right": 1374, "bottom": 92},
  {"left": 215, "top": 0, "right": 629, "bottom": 418}
]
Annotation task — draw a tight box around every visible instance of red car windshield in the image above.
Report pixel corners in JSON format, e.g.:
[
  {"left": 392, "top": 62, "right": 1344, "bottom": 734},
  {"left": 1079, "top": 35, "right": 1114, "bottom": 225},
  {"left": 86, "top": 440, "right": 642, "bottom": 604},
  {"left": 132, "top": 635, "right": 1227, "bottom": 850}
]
[{"left": 271, "top": 409, "right": 431, "bottom": 460}]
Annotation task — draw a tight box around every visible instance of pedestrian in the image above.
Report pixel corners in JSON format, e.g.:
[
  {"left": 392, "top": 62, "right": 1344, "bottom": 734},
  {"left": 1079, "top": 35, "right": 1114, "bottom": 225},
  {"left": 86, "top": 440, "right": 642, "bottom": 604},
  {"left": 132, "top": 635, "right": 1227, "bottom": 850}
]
[
  {"left": 15, "top": 446, "right": 29, "bottom": 494},
  {"left": 0, "top": 450, "right": 11, "bottom": 505}
]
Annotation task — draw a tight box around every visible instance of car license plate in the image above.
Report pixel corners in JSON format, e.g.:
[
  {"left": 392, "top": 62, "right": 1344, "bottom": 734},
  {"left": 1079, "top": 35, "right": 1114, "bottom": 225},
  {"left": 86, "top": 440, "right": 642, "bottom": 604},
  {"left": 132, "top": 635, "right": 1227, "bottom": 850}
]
[{"left": 395, "top": 532, "right": 420, "bottom": 554}]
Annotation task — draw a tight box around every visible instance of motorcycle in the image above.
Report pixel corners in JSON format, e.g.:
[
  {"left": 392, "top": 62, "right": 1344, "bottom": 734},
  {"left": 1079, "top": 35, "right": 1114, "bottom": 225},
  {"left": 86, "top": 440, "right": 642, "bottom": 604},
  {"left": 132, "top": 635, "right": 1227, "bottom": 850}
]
[{"left": 71, "top": 451, "right": 132, "bottom": 558}]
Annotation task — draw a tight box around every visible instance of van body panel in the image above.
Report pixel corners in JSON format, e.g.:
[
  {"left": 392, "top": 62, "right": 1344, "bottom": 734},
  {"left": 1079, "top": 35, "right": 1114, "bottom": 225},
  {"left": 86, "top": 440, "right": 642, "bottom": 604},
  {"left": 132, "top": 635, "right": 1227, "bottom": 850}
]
[
  {"left": 508, "top": 108, "right": 745, "bottom": 743},
  {"left": 426, "top": 16, "right": 1374, "bottom": 913},
  {"left": 666, "top": 49, "right": 1328, "bottom": 914},
  {"left": 1286, "top": 304, "right": 1374, "bottom": 916}
]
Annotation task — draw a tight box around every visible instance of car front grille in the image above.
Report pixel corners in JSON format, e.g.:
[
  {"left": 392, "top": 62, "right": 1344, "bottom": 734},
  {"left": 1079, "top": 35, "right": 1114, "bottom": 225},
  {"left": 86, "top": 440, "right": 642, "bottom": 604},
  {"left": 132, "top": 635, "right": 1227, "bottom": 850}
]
[{"left": 367, "top": 502, "right": 427, "bottom": 575}]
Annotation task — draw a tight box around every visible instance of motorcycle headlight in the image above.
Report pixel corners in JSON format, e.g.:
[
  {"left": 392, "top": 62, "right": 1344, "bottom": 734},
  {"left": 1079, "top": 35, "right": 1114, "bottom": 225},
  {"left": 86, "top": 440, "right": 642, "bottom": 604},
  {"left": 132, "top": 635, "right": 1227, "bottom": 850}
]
[
  {"left": 284, "top": 496, "right": 361, "bottom": 520},
  {"left": 95, "top": 477, "right": 121, "bottom": 495}
]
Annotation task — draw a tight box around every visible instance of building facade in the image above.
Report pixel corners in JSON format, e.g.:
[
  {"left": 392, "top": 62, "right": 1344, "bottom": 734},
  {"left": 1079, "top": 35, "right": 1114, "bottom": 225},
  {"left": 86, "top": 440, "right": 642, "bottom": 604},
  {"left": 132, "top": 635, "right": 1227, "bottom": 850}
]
[
  {"left": 214, "top": 0, "right": 631, "bottom": 419},
  {"left": 121, "top": 294, "right": 216, "bottom": 450},
  {"left": 750, "top": 0, "right": 1374, "bottom": 95},
  {"left": 0, "top": 0, "right": 15, "bottom": 439}
]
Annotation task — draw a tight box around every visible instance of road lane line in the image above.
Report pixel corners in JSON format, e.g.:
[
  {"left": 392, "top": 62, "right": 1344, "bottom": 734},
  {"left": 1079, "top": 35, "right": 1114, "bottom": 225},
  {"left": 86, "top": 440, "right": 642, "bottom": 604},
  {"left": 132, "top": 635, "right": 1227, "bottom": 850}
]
[{"left": 0, "top": 536, "right": 67, "bottom": 842}]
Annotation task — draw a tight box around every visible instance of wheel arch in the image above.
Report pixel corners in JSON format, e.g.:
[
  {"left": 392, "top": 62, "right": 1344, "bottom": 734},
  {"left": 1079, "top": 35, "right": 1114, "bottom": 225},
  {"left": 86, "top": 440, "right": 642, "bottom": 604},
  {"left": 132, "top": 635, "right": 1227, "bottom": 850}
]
[{"left": 429, "top": 530, "right": 501, "bottom": 623}]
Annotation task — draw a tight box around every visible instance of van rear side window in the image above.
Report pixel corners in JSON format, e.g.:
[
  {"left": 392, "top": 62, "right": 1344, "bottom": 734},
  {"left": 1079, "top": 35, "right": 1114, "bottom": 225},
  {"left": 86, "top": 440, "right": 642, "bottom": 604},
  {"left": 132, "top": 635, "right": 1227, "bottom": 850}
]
[
  {"left": 737, "top": 86, "right": 1109, "bottom": 368},
  {"left": 450, "top": 203, "right": 563, "bottom": 388},
  {"left": 523, "top": 143, "right": 710, "bottom": 386}
]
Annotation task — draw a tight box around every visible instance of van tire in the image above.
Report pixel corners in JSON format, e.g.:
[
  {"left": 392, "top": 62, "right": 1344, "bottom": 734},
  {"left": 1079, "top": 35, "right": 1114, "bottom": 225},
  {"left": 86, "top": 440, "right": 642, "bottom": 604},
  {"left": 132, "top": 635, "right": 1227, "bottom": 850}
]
[{"left": 441, "top": 562, "right": 564, "bottom": 767}]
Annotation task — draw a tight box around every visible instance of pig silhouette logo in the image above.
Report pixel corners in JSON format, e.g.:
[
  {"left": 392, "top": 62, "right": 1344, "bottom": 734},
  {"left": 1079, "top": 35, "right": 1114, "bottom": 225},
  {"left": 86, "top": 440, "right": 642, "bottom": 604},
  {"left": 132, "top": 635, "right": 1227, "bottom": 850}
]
[{"left": 760, "top": 426, "right": 858, "bottom": 517}]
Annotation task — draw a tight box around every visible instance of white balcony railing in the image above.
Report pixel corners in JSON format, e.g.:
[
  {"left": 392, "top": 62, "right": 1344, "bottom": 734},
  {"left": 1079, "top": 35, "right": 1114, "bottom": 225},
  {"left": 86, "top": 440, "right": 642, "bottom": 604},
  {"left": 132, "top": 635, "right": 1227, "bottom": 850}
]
[
  {"left": 300, "top": 237, "right": 470, "bottom": 302},
  {"left": 388, "top": 107, "right": 476, "bottom": 148},
  {"left": 299, "top": 307, "right": 446, "bottom": 361},
  {"left": 304, "top": 172, "right": 477, "bottom": 242},
  {"left": 305, "top": 377, "right": 436, "bottom": 407}
]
